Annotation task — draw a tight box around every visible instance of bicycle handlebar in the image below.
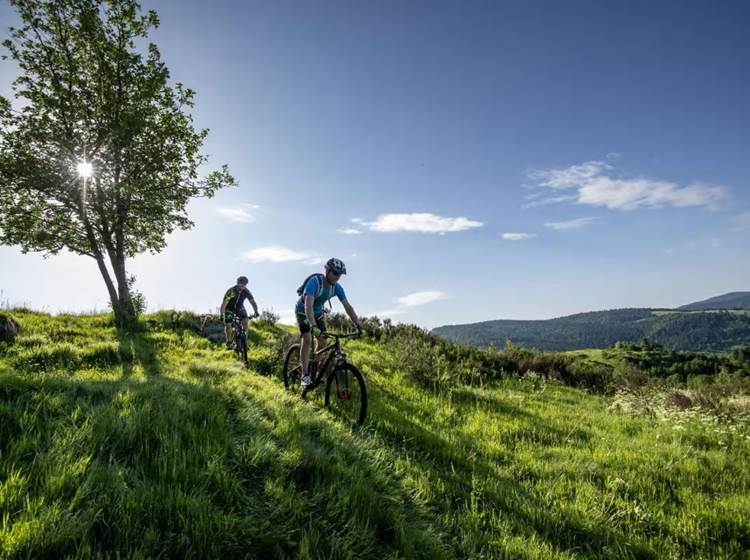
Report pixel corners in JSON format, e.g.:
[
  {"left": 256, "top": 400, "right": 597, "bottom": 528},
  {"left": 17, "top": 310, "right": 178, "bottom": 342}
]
[{"left": 320, "top": 331, "right": 361, "bottom": 340}]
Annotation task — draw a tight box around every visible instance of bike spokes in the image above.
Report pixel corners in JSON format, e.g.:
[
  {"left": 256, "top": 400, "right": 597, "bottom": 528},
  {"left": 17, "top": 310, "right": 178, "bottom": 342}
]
[{"left": 325, "top": 365, "right": 367, "bottom": 425}]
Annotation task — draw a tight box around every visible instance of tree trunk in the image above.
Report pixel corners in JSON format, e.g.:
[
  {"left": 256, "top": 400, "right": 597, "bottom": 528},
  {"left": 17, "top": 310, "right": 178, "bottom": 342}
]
[
  {"left": 111, "top": 255, "right": 135, "bottom": 329},
  {"left": 92, "top": 253, "right": 133, "bottom": 328}
]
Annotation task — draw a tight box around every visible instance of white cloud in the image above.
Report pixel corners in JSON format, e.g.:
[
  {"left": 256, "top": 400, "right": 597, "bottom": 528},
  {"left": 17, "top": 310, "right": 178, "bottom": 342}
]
[
  {"left": 217, "top": 203, "right": 261, "bottom": 223},
  {"left": 531, "top": 161, "right": 612, "bottom": 190},
  {"left": 243, "top": 246, "right": 320, "bottom": 263},
  {"left": 367, "top": 290, "right": 447, "bottom": 319},
  {"left": 528, "top": 160, "right": 726, "bottom": 211},
  {"left": 544, "top": 217, "right": 598, "bottom": 231},
  {"left": 733, "top": 210, "right": 750, "bottom": 231},
  {"left": 355, "top": 213, "right": 483, "bottom": 234},
  {"left": 502, "top": 232, "right": 536, "bottom": 241},
  {"left": 370, "top": 308, "right": 407, "bottom": 318},
  {"left": 395, "top": 290, "right": 448, "bottom": 307},
  {"left": 337, "top": 228, "right": 362, "bottom": 235}
]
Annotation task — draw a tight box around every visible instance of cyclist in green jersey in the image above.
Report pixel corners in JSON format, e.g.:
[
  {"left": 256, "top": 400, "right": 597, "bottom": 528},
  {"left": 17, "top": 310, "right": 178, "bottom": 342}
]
[{"left": 220, "top": 276, "right": 259, "bottom": 349}]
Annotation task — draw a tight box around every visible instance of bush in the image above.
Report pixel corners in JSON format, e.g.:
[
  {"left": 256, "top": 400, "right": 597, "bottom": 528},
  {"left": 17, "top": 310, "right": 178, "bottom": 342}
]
[
  {"left": 256, "top": 309, "right": 280, "bottom": 327},
  {"left": 145, "top": 311, "right": 203, "bottom": 333}
]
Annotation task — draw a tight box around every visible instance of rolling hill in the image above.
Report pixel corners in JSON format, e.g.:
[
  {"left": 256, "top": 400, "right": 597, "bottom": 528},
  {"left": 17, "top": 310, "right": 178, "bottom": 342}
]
[
  {"left": 433, "top": 293, "right": 750, "bottom": 351},
  {"left": 678, "top": 291, "right": 750, "bottom": 311},
  {"left": 0, "top": 310, "right": 748, "bottom": 558}
]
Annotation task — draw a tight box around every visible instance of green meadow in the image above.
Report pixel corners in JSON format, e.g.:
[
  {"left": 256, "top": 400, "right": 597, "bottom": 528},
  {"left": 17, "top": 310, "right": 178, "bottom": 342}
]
[{"left": 1, "top": 311, "right": 749, "bottom": 559}]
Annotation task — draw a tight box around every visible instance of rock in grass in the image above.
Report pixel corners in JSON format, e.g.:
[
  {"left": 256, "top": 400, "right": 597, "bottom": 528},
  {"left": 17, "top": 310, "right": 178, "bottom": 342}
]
[
  {"left": 200, "top": 314, "right": 226, "bottom": 343},
  {"left": 0, "top": 313, "right": 20, "bottom": 344}
]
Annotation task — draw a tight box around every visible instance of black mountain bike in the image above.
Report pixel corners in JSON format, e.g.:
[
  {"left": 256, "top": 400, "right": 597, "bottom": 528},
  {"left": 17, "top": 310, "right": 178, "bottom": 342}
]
[
  {"left": 283, "top": 332, "right": 367, "bottom": 425},
  {"left": 229, "top": 314, "right": 250, "bottom": 367}
]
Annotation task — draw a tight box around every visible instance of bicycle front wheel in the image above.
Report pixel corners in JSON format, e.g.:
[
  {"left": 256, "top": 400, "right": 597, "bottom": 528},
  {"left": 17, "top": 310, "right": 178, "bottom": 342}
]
[
  {"left": 237, "top": 331, "right": 249, "bottom": 367},
  {"left": 325, "top": 363, "right": 367, "bottom": 425}
]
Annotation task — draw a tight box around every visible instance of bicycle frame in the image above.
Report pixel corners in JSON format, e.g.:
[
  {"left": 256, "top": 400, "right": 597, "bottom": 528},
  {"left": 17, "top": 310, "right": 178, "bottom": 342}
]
[{"left": 309, "top": 333, "right": 358, "bottom": 384}]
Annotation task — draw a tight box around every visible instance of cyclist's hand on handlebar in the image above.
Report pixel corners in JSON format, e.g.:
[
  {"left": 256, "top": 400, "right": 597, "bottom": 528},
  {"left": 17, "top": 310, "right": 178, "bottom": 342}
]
[{"left": 253, "top": 311, "right": 260, "bottom": 318}]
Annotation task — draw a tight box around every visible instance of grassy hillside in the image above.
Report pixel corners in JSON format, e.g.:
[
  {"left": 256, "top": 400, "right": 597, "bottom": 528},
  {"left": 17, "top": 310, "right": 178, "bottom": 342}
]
[
  {"left": 433, "top": 308, "right": 750, "bottom": 351},
  {"left": 1, "top": 311, "right": 749, "bottom": 558}
]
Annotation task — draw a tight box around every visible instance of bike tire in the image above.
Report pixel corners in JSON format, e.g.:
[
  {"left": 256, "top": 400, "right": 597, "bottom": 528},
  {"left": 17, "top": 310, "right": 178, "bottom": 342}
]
[
  {"left": 283, "top": 344, "right": 302, "bottom": 391},
  {"left": 325, "top": 363, "right": 367, "bottom": 425},
  {"left": 238, "top": 331, "right": 249, "bottom": 368}
]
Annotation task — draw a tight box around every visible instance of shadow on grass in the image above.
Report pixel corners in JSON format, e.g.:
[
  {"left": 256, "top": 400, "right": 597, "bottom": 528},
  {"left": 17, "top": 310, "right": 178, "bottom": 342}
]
[
  {"left": 116, "top": 330, "right": 163, "bottom": 378},
  {"left": 0, "top": 333, "right": 449, "bottom": 559},
  {"left": 365, "top": 378, "right": 656, "bottom": 559}
]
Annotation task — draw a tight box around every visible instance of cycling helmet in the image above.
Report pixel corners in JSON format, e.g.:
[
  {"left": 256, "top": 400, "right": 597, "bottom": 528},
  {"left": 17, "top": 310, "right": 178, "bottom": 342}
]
[
  {"left": 237, "top": 276, "right": 249, "bottom": 285},
  {"left": 325, "top": 258, "right": 346, "bottom": 275}
]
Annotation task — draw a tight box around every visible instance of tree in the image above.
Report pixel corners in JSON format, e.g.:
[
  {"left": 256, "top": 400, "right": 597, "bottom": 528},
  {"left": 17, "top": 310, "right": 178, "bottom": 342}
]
[{"left": 0, "top": 0, "right": 234, "bottom": 326}]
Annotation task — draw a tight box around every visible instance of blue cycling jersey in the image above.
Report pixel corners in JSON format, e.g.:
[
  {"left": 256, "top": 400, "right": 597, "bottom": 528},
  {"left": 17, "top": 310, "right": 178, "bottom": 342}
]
[{"left": 294, "top": 275, "right": 347, "bottom": 316}]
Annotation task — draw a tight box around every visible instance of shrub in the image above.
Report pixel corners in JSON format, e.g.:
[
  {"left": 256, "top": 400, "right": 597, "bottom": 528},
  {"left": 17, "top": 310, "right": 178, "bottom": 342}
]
[
  {"left": 665, "top": 390, "right": 693, "bottom": 410},
  {"left": 257, "top": 309, "right": 280, "bottom": 327}
]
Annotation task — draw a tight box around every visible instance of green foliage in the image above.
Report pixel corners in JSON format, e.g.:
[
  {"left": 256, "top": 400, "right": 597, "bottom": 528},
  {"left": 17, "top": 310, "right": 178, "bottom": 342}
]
[
  {"left": 256, "top": 308, "right": 280, "bottom": 328},
  {"left": 679, "top": 291, "right": 750, "bottom": 311},
  {"left": 434, "top": 308, "right": 750, "bottom": 352},
  {"left": 0, "top": 311, "right": 748, "bottom": 558}
]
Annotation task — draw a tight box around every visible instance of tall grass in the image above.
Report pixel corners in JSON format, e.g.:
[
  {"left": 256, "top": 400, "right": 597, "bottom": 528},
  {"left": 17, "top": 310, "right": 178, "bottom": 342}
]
[{"left": 0, "top": 311, "right": 748, "bottom": 558}]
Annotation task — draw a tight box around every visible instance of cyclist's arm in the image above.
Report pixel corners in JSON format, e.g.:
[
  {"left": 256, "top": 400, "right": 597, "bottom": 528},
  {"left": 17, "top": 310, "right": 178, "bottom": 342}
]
[
  {"left": 245, "top": 288, "right": 259, "bottom": 316},
  {"left": 342, "top": 300, "right": 360, "bottom": 328},
  {"left": 304, "top": 295, "right": 317, "bottom": 328}
]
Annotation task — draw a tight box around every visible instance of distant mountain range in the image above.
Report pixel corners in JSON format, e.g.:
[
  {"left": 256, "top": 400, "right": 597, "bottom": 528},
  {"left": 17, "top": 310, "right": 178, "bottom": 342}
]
[
  {"left": 677, "top": 292, "right": 750, "bottom": 311},
  {"left": 432, "top": 292, "right": 750, "bottom": 352}
]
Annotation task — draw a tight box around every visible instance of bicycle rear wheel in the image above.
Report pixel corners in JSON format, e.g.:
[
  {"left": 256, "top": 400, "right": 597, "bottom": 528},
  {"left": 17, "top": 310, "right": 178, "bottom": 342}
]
[
  {"left": 325, "top": 363, "right": 367, "bottom": 425},
  {"left": 283, "top": 344, "right": 302, "bottom": 390}
]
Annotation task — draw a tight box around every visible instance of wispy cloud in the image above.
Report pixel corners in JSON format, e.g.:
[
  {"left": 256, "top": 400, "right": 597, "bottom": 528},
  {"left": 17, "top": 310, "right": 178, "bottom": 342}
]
[
  {"left": 369, "top": 308, "right": 407, "bottom": 318},
  {"left": 337, "top": 228, "right": 362, "bottom": 235},
  {"left": 395, "top": 290, "right": 448, "bottom": 307},
  {"left": 733, "top": 210, "right": 750, "bottom": 231},
  {"left": 527, "top": 160, "right": 726, "bottom": 211},
  {"left": 502, "top": 232, "right": 536, "bottom": 241},
  {"left": 544, "top": 217, "right": 598, "bottom": 231},
  {"left": 368, "top": 290, "right": 447, "bottom": 319},
  {"left": 243, "top": 246, "right": 321, "bottom": 264},
  {"left": 353, "top": 213, "right": 483, "bottom": 234},
  {"left": 217, "top": 203, "right": 260, "bottom": 223}
]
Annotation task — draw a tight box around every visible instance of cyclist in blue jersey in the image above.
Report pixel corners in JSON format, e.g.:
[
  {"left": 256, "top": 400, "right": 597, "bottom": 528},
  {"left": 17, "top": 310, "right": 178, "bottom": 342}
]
[{"left": 296, "top": 258, "right": 361, "bottom": 388}]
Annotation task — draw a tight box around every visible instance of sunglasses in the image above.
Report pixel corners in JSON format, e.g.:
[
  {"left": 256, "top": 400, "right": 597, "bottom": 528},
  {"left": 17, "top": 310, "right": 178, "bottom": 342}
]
[{"left": 329, "top": 270, "right": 342, "bottom": 277}]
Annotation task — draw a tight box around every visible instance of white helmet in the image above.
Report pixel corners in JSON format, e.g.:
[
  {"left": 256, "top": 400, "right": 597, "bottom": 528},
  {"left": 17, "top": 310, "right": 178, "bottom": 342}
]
[{"left": 326, "top": 257, "right": 346, "bottom": 275}]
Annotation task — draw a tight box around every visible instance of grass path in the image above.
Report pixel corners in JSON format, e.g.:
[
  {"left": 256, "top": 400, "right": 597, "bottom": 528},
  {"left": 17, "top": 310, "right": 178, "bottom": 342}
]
[{"left": 0, "top": 312, "right": 748, "bottom": 558}]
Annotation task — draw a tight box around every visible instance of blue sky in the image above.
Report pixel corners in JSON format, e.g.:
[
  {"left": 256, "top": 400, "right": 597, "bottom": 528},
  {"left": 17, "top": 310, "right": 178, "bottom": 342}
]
[{"left": 1, "top": 0, "right": 749, "bottom": 327}]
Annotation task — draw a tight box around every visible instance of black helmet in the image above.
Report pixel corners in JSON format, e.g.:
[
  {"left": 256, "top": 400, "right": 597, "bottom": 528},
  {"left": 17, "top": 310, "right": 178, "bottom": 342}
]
[
  {"left": 237, "top": 276, "right": 249, "bottom": 285},
  {"left": 325, "top": 258, "right": 346, "bottom": 275}
]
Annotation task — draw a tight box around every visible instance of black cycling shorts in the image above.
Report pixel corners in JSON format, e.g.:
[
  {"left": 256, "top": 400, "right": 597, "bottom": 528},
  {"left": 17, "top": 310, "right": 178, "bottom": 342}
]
[
  {"left": 224, "top": 307, "right": 248, "bottom": 323},
  {"left": 296, "top": 312, "right": 326, "bottom": 335}
]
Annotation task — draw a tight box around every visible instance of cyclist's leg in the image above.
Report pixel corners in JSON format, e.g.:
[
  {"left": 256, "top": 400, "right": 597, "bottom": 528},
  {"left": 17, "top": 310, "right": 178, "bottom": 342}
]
[
  {"left": 238, "top": 308, "right": 249, "bottom": 334},
  {"left": 223, "top": 312, "right": 233, "bottom": 346},
  {"left": 297, "top": 313, "right": 313, "bottom": 379},
  {"left": 315, "top": 315, "right": 327, "bottom": 354}
]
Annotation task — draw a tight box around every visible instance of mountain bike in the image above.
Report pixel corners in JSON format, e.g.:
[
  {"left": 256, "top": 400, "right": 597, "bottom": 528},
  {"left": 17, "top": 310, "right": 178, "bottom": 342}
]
[
  {"left": 227, "top": 313, "right": 254, "bottom": 368},
  {"left": 283, "top": 332, "right": 367, "bottom": 425}
]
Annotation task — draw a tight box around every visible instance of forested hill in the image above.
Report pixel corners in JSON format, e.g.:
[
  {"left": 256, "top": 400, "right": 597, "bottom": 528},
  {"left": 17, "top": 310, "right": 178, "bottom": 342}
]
[
  {"left": 432, "top": 308, "right": 750, "bottom": 351},
  {"left": 678, "top": 291, "right": 750, "bottom": 311}
]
